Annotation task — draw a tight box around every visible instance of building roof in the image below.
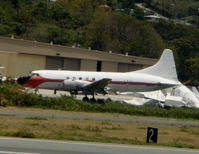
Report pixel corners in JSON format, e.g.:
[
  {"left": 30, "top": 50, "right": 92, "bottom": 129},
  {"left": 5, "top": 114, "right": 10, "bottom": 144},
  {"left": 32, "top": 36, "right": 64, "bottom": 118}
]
[
  {"left": 0, "top": 37, "right": 157, "bottom": 66},
  {"left": 99, "top": 4, "right": 110, "bottom": 8}
]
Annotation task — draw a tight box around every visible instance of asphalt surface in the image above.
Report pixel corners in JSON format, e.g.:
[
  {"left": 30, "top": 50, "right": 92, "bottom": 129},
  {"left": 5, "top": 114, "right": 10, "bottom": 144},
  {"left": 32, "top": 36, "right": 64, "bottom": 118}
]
[
  {"left": 1, "top": 111, "right": 199, "bottom": 127},
  {"left": 36, "top": 89, "right": 139, "bottom": 102},
  {"left": 0, "top": 137, "right": 198, "bottom": 154}
]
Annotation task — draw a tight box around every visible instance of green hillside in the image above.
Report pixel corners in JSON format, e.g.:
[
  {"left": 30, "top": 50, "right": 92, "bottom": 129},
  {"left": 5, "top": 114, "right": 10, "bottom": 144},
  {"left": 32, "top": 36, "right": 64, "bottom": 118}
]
[
  {"left": 0, "top": 0, "right": 165, "bottom": 58},
  {"left": 1, "top": 0, "right": 199, "bottom": 83},
  {"left": 144, "top": 0, "right": 199, "bottom": 24}
]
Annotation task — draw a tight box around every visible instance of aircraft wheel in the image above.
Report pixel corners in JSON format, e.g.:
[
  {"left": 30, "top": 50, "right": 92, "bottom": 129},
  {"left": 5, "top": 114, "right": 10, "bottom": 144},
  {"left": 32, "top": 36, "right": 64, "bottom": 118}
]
[
  {"left": 82, "top": 96, "right": 89, "bottom": 102},
  {"left": 89, "top": 98, "right": 96, "bottom": 102}
]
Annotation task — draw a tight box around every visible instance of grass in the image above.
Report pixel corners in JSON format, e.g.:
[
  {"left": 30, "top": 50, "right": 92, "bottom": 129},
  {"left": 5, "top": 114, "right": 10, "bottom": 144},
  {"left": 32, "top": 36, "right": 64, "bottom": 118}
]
[
  {"left": 12, "top": 128, "right": 35, "bottom": 138},
  {"left": 0, "top": 115, "right": 198, "bottom": 149},
  {"left": 1, "top": 82, "right": 199, "bottom": 121},
  {"left": 25, "top": 117, "right": 47, "bottom": 120}
]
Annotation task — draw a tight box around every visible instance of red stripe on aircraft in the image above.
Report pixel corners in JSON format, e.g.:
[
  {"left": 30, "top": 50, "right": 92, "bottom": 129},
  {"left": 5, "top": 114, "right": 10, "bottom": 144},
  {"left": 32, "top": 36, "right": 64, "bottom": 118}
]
[
  {"left": 25, "top": 76, "right": 156, "bottom": 88},
  {"left": 25, "top": 76, "right": 63, "bottom": 88},
  {"left": 110, "top": 81, "right": 155, "bottom": 86}
]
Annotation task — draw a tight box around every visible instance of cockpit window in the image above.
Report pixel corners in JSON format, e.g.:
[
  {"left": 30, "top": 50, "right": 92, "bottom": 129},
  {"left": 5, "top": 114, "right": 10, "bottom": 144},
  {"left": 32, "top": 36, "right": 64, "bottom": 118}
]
[{"left": 31, "top": 73, "right": 39, "bottom": 77}]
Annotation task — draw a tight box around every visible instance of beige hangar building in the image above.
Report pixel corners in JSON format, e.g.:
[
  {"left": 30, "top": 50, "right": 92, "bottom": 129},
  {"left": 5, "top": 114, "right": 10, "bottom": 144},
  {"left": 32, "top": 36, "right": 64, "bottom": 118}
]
[{"left": 0, "top": 37, "right": 157, "bottom": 78}]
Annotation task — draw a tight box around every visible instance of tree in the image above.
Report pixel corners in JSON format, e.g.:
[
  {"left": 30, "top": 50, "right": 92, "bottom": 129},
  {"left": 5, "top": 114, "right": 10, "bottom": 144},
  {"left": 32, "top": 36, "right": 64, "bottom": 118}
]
[
  {"left": 69, "top": 0, "right": 99, "bottom": 28},
  {"left": 118, "top": 0, "right": 135, "bottom": 9},
  {"left": 172, "top": 38, "right": 193, "bottom": 82},
  {"left": 47, "top": 25, "right": 76, "bottom": 45},
  {"left": 10, "top": 0, "right": 19, "bottom": 9},
  {"left": 85, "top": 10, "right": 165, "bottom": 58},
  {"left": 187, "top": 57, "right": 199, "bottom": 83}
]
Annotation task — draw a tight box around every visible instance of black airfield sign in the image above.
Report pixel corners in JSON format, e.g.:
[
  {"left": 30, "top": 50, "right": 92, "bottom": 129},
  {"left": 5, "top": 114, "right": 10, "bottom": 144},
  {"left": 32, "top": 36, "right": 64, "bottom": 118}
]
[{"left": 146, "top": 127, "right": 158, "bottom": 143}]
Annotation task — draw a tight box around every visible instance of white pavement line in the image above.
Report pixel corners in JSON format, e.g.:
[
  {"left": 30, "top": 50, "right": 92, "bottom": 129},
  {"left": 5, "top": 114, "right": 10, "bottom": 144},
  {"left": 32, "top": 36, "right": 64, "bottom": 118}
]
[
  {"left": 0, "top": 151, "right": 40, "bottom": 154},
  {"left": 0, "top": 137, "right": 198, "bottom": 153}
]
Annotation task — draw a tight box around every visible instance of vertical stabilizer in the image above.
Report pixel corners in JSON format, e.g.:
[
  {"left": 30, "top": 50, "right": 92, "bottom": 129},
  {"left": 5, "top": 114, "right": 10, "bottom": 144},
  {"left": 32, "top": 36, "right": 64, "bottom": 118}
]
[{"left": 135, "top": 49, "right": 178, "bottom": 81}]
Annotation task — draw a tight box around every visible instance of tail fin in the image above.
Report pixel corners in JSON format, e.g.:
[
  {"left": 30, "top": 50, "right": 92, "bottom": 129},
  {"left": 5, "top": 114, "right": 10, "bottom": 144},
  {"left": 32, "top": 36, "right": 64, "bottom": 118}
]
[{"left": 135, "top": 49, "right": 178, "bottom": 81}]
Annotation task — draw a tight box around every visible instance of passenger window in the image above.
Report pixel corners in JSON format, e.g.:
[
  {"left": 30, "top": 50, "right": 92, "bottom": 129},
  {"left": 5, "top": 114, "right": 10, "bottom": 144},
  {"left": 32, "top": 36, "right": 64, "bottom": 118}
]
[
  {"left": 73, "top": 77, "right": 76, "bottom": 80},
  {"left": 86, "top": 77, "right": 89, "bottom": 81},
  {"left": 66, "top": 77, "right": 70, "bottom": 80},
  {"left": 79, "top": 77, "right": 82, "bottom": 80},
  {"left": 92, "top": 78, "right": 95, "bottom": 81}
]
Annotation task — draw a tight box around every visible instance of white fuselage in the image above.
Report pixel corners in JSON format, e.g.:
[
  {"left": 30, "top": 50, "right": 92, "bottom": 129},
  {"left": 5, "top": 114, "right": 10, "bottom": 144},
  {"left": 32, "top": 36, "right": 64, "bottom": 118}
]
[{"left": 32, "top": 70, "right": 178, "bottom": 92}]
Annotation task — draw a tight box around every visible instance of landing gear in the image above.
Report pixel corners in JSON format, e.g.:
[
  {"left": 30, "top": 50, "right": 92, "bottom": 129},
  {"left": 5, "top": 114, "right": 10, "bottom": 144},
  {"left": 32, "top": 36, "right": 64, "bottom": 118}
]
[
  {"left": 89, "top": 97, "right": 96, "bottom": 102},
  {"left": 70, "top": 90, "right": 78, "bottom": 95},
  {"left": 35, "top": 88, "right": 38, "bottom": 94},
  {"left": 54, "top": 90, "right": 57, "bottom": 95},
  {"left": 82, "top": 94, "right": 96, "bottom": 102},
  {"left": 82, "top": 96, "right": 89, "bottom": 102},
  {"left": 89, "top": 94, "right": 96, "bottom": 102}
]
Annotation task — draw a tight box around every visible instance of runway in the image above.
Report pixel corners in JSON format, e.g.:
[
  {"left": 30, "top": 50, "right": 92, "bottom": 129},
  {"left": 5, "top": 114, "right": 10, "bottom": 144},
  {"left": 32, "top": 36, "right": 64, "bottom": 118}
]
[
  {"left": 0, "top": 137, "right": 198, "bottom": 154},
  {"left": 1, "top": 110, "right": 199, "bottom": 127},
  {"left": 35, "top": 89, "right": 147, "bottom": 103}
]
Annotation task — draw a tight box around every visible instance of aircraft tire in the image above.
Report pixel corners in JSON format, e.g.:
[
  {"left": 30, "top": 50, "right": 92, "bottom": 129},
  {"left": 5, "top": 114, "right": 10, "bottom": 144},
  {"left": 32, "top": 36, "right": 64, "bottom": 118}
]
[
  {"left": 82, "top": 97, "right": 89, "bottom": 102},
  {"left": 89, "top": 98, "right": 96, "bottom": 102}
]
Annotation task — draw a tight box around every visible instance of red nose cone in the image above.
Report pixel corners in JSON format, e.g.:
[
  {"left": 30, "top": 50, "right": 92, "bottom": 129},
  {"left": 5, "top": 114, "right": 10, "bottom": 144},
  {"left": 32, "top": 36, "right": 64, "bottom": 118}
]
[{"left": 26, "top": 76, "right": 44, "bottom": 88}]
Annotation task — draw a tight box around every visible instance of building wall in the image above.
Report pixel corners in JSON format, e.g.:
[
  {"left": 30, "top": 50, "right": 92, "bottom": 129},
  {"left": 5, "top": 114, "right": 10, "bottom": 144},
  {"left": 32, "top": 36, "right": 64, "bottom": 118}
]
[
  {"left": 118, "top": 63, "right": 129, "bottom": 72},
  {"left": 0, "top": 52, "right": 46, "bottom": 77},
  {"left": 102, "top": 61, "right": 118, "bottom": 72},
  {"left": 63, "top": 58, "right": 80, "bottom": 71},
  {"left": 15, "top": 54, "right": 46, "bottom": 77},
  {"left": 46, "top": 56, "right": 63, "bottom": 70},
  {"left": 80, "top": 59, "right": 97, "bottom": 71},
  {"left": 118, "top": 63, "right": 144, "bottom": 72},
  {"left": 128, "top": 64, "right": 143, "bottom": 72},
  {"left": 0, "top": 52, "right": 17, "bottom": 77}
]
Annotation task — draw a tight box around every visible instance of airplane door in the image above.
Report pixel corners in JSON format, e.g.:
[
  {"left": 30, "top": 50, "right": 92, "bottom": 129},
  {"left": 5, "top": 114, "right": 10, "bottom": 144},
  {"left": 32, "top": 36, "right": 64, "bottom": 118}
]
[{"left": 126, "top": 79, "right": 129, "bottom": 91}]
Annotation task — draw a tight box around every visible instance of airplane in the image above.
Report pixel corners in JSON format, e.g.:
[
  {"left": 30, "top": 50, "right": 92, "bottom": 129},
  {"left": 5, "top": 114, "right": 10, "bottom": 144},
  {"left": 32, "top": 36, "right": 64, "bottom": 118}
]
[
  {"left": 120, "top": 84, "right": 199, "bottom": 108},
  {"left": 191, "top": 87, "right": 199, "bottom": 100},
  {"left": 164, "top": 84, "right": 199, "bottom": 108},
  {"left": 17, "top": 49, "right": 180, "bottom": 101}
]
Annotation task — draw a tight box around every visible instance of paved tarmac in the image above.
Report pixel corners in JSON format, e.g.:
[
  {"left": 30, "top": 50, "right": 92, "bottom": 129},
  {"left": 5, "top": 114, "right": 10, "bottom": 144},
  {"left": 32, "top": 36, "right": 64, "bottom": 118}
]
[
  {"left": 35, "top": 89, "right": 147, "bottom": 103},
  {"left": 1, "top": 111, "right": 199, "bottom": 127},
  {"left": 0, "top": 137, "right": 198, "bottom": 154}
]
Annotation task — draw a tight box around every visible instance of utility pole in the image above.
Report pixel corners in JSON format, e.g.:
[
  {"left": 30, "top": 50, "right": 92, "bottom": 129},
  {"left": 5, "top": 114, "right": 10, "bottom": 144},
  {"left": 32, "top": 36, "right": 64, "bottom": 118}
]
[{"left": 75, "top": 32, "right": 80, "bottom": 48}]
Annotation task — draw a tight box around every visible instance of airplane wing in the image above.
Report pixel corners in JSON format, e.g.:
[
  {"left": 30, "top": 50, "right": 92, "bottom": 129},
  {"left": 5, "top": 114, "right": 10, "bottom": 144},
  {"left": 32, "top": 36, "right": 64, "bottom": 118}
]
[
  {"left": 192, "top": 87, "right": 199, "bottom": 98},
  {"left": 118, "top": 91, "right": 165, "bottom": 102},
  {"left": 140, "top": 90, "right": 165, "bottom": 102},
  {"left": 83, "top": 78, "right": 112, "bottom": 94}
]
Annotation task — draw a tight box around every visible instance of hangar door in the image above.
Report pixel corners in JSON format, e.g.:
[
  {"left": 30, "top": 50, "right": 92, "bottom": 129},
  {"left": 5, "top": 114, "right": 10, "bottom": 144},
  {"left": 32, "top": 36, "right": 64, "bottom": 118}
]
[
  {"left": 118, "top": 63, "right": 129, "bottom": 72},
  {"left": 128, "top": 64, "right": 143, "bottom": 71},
  {"left": 118, "top": 63, "right": 143, "bottom": 72},
  {"left": 46, "top": 56, "right": 63, "bottom": 70},
  {"left": 63, "top": 58, "right": 80, "bottom": 71}
]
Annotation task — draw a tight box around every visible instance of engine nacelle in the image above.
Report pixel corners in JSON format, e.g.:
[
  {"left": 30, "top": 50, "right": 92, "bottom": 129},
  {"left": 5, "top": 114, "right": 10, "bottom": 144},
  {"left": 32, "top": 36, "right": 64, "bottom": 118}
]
[{"left": 62, "top": 80, "right": 90, "bottom": 91}]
